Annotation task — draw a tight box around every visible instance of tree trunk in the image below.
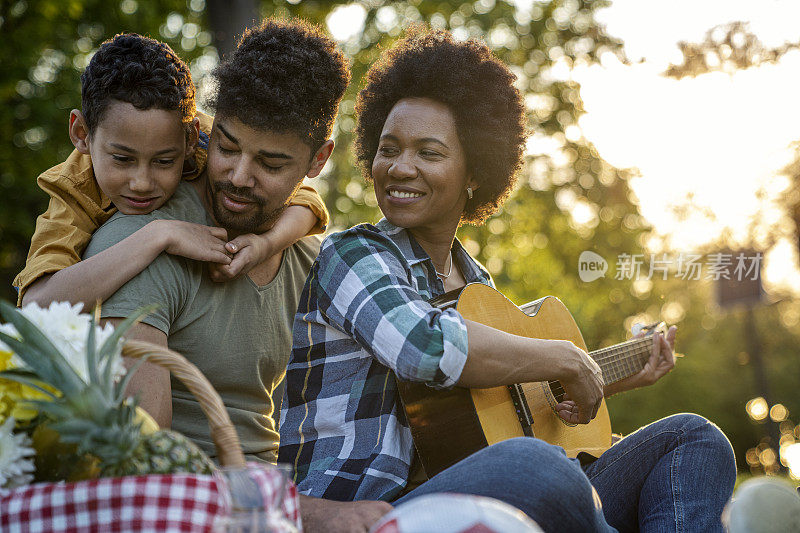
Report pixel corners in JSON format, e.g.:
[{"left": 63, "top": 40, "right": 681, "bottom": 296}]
[{"left": 206, "top": 0, "right": 259, "bottom": 60}]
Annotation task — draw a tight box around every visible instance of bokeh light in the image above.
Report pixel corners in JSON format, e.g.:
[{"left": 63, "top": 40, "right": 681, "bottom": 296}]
[
  {"left": 781, "top": 443, "right": 800, "bottom": 479},
  {"left": 770, "top": 403, "right": 789, "bottom": 423},
  {"left": 746, "top": 397, "right": 769, "bottom": 421}
]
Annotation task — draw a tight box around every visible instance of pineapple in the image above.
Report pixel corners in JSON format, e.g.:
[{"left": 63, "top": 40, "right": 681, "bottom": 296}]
[{"left": 0, "top": 302, "right": 215, "bottom": 479}]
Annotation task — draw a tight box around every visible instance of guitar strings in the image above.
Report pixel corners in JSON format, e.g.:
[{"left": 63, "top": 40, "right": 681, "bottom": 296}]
[
  {"left": 518, "top": 336, "right": 663, "bottom": 398},
  {"left": 523, "top": 344, "right": 654, "bottom": 395},
  {"left": 591, "top": 337, "right": 653, "bottom": 363}
]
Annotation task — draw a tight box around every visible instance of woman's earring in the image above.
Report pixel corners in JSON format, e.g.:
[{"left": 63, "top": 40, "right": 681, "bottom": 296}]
[{"left": 466, "top": 187, "right": 473, "bottom": 200}]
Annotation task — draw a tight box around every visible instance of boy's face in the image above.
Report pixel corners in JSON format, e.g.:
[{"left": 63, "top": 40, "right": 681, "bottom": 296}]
[{"left": 83, "top": 101, "right": 190, "bottom": 215}]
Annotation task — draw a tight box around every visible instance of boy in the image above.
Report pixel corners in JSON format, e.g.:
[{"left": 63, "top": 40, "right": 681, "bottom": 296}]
[{"left": 13, "top": 33, "right": 328, "bottom": 307}]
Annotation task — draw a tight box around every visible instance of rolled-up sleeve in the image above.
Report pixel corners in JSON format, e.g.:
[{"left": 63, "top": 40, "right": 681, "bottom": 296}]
[{"left": 313, "top": 230, "right": 468, "bottom": 389}]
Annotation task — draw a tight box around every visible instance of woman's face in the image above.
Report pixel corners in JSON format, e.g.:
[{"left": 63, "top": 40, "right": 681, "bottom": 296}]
[{"left": 372, "top": 97, "right": 475, "bottom": 236}]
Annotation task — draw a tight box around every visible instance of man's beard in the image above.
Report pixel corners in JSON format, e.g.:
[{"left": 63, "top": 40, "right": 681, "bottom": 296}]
[{"left": 209, "top": 180, "right": 287, "bottom": 234}]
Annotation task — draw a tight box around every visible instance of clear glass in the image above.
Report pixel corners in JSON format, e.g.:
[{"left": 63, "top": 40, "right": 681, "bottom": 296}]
[{"left": 213, "top": 463, "right": 299, "bottom": 533}]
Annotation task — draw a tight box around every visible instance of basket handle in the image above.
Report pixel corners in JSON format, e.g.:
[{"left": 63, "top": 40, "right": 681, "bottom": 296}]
[{"left": 122, "top": 339, "right": 247, "bottom": 468}]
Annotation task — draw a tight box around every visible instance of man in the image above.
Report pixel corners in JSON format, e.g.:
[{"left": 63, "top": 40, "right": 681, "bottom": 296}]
[{"left": 84, "top": 19, "right": 391, "bottom": 530}]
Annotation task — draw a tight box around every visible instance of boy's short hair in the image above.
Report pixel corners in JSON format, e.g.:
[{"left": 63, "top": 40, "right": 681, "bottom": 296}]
[
  {"left": 209, "top": 18, "right": 350, "bottom": 152},
  {"left": 81, "top": 33, "right": 195, "bottom": 132}
]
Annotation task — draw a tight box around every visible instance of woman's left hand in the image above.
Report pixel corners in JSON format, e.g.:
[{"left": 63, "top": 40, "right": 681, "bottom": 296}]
[{"left": 605, "top": 325, "right": 678, "bottom": 396}]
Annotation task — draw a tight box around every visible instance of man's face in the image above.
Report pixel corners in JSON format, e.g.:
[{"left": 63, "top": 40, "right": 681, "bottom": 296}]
[
  {"left": 86, "top": 100, "right": 190, "bottom": 215},
  {"left": 205, "top": 117, "right": 316, "bottom": 234}
]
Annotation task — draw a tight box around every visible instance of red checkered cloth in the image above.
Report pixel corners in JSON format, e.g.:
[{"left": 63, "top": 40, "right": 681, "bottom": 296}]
[
  {"left": 246, "top": 464, "right": 300, "bottom": 526},
  {"left": 0, "top": 465, "right": 301, "bottom": 532}
]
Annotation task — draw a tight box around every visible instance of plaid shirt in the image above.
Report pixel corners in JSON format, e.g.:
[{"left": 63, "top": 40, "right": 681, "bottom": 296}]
[{"left": 278, "top": 219, "right": 492, "bottom": 502}]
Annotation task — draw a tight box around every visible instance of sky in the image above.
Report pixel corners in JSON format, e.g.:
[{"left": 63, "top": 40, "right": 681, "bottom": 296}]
[{"left": 571, "top": 0, "right": 800, "bottom": 290}]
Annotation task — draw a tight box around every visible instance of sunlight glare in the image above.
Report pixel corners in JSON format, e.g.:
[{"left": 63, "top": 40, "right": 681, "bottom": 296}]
[
  {"left": 782, "top": 442, "right": 800, "bottom": 480},
  {"left": 746, "top": 397, "right": 769, "bottom": 421},
  {"left": 573, "top": 54, "right": 800, "bottom": 252},
  {"left": 326, "top": 4, "right": 367, "bottom": 42}
]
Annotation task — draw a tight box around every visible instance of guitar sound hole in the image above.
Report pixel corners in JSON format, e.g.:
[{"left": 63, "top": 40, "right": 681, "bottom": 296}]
[
  {"left": 548, "top": 380, "right": 566, "bottom": 403},
  {"left": 543, "top": 380, "right": 576, "bottom": 427}
]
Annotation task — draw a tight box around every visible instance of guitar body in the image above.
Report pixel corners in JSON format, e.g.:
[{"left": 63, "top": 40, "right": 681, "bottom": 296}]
[{"left": 398, "top": 283, "right": 613, "bottom": 478}]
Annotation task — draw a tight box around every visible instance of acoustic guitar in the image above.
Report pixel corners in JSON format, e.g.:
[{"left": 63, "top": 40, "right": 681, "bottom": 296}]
[{"left": 396, "top": 283, "right": 663, "bottom": 478}]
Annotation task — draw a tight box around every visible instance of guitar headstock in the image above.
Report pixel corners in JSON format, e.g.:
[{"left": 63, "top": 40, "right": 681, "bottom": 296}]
[{"left": 632, "top": 321, "right": 666, "bottom": 337}]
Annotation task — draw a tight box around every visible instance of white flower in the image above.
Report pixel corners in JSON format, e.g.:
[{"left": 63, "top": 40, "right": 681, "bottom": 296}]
[
  {"left": 0, "top": 302, "right": 126, "bottom": 384},
  {"left": 0, "top": 417, "right": 35, "bottom": 489}
]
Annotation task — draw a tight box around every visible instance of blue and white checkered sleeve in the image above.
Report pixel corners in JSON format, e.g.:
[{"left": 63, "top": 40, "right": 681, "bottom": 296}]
[{"left": 314, "top": 230, "right": 468, "bottom": 388}]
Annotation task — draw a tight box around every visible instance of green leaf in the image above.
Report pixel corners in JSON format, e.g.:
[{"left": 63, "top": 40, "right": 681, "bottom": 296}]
[
  {"left": 0, "top": 370, "right": 59, "bottom": 399},
  {"left": 99, "top": 304, "right": 159, "bottom": 386},
  {"left": 0, "top": 302, "right": 85, "bottom": 395},
  {"left": 86, "top": 305, "right": 100, "bottom": 392},
  {"left": 0, "top": 331, "right": 59, "bottom": 384},
  {"left": 114, "top": 353, "right": 150, "bottom": 405},
  {"left": 26, "top": 399, "right": 73, "bottom": 420}
]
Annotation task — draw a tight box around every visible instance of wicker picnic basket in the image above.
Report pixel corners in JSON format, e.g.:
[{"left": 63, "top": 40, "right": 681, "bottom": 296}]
[
  {"left": 123, "top": 340, "right": 248, "bottom": 470},
  {"left": 0, "top": 340, "right": 299, "bottom": 532}
]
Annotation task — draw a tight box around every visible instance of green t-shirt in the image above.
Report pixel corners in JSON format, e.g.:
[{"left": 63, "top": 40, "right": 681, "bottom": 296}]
[{"left": 84, "top": 181, "right": 320, "bottom": 463}]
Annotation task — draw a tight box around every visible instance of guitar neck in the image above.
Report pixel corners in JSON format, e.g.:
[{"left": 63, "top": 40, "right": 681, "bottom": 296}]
[{"left": 588, "top": 336, "right": 653, "bottom": 385}]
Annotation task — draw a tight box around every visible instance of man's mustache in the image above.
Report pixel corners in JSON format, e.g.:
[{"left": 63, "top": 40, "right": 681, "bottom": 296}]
[{"left": 212, "top": 181, "right": 267, "bottom": 206}]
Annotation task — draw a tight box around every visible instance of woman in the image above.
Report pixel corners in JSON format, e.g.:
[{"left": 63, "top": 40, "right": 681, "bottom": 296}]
[{"left": 279, "top": 29, "right": 735, "bottom": 532}]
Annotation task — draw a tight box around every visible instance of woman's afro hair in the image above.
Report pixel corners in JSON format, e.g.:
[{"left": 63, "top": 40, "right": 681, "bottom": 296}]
[
  {"left": 81, "top": 33, "right": 195, "bottom": 133},
  {"left": 354, "top": 28, "right": 526, "bottom": 224},
  {"left": 210, "top": 18, "right": 350, "bottom": 151}
]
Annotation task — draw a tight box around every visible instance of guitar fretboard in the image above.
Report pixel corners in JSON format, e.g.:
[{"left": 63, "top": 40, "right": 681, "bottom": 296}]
[{"left": 589, "top": 336, "right": 654, "bottom": 384}]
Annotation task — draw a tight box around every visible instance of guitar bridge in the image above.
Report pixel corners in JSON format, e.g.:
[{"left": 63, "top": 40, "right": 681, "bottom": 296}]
[{"left": 508, "top": 383, "right": 534, "bottom": 437}]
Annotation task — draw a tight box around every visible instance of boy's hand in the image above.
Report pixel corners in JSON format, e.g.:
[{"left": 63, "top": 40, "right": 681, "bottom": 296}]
[
  {"left": 154, "top": 220, "right": 231, "bottom": 264},
  {"left": 208, "top": 233, "right": 275, "bottom": 282}
]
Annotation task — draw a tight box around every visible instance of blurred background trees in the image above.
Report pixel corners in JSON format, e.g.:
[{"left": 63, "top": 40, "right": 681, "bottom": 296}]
[{"left": 1, "top": 0, "right": 798, "bottom": 478}]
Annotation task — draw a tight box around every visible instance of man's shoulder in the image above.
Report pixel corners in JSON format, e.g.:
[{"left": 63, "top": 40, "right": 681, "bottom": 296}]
[
  {"left": 137, "top": 181, "right": 208, "bottom": 224},
  {"left": 292, "top": 234, "right": 322, "bottom": 260},
  {"left": 86, "top": 182, "right": 207, "bottom": 256},
  {"left": 107, "top": 182, "right": 206, "bottom": 226}
]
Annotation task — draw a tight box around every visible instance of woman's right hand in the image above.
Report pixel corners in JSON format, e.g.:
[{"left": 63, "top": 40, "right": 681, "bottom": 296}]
[{"left": 552, "top": 340, "right": 604, "bottom": 425}]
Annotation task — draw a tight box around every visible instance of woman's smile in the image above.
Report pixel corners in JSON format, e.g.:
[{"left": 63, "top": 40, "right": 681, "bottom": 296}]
[{"left": 386, "top": 185, "right": 425, "bottom": 203}]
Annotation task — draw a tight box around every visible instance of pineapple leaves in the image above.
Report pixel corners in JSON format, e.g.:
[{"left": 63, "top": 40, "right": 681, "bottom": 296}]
[
  {"left": 0, "top": 369, "right": 59, "bottom": 399},
  {"left": 0, "top": 331, "right": 58, "bottom": 383},
  {"left": 86, "top": 305, "right": 99, "bottom": 390},
  {"left": 115, "top": 355, "right": 150, "bottom": 405},
  {"left": 99, "top": 304, "right": 159, "bottom": 387},
  {"left": 0, "top": 301, "right": 86, "bottom": 395},
  {"left": 0, "top": 332, "right": 83, "bottom": 397}
]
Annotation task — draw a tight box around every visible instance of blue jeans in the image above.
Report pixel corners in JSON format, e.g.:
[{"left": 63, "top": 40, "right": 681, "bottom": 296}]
[
  {"left": 584, "top": 413, "right": 736, "bottom": 532},
  {"left": 395, "top": 414, "right": 735, "bottom": 532}
]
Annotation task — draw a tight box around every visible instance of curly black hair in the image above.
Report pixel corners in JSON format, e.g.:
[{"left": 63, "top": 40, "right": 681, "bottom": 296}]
[
  {"left": 209, "top": 18, "right": 350, "bottom": 152},
  {"left": 354, "top": 29, "right": 526, "bottom": 224},
  {"left": 81, "top": 33, "right": 195, "bottom": 133}
]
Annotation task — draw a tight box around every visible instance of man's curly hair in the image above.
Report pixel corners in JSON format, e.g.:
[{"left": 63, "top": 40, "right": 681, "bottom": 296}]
[
  {"left": 210, "top": 19, "right": 350, "bottom": 152},
  {"left": 354, "top": 29, "right": 526, "bottom": 225},
  {"left": 81, "top": 33, "right": 195, "bottom": 133}
]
